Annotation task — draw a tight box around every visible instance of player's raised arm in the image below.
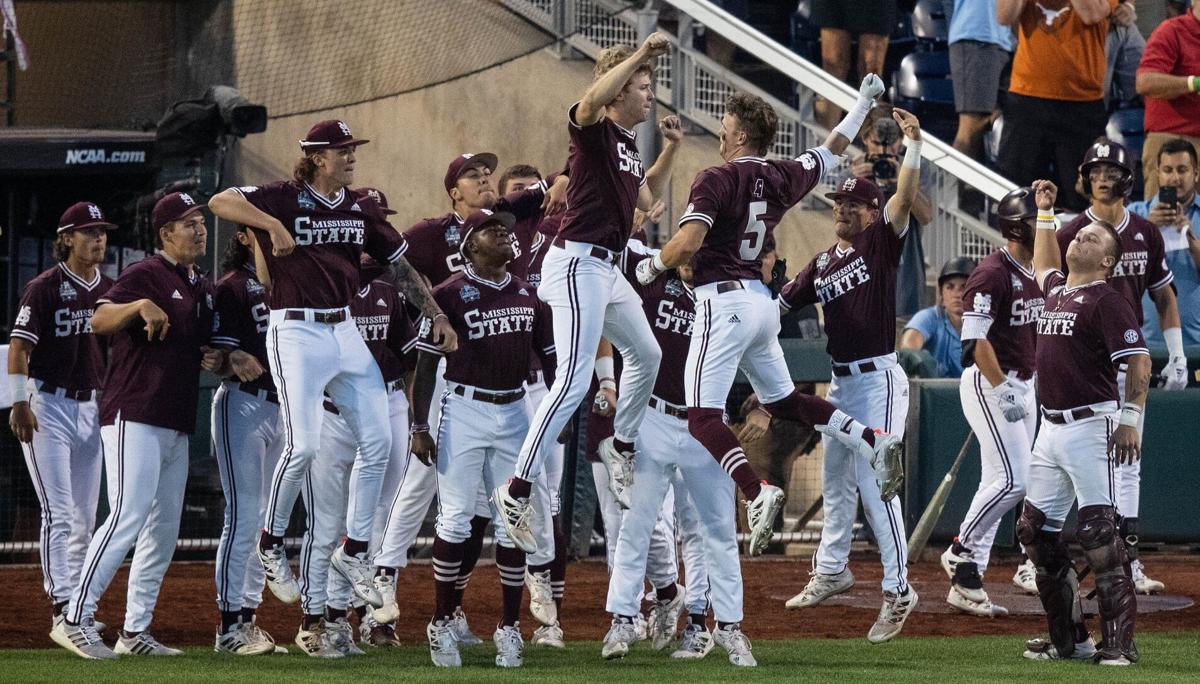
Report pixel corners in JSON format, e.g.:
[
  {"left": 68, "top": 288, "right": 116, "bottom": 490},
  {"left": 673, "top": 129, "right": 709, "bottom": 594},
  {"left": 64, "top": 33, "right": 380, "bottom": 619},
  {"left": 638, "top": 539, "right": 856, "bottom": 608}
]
[
  {"left": 1030, "top": 180, "right": 1062, "bottom": 286},
  {"left": 576, "top": 32, "right": 670, "bottom": 127},
  {"left": 883, "top": 108, "right": 922, "bottom": 234},
  {"left": 640, "top": 115, "right": 683, "bottom": 210},
  {"left": 208, "top": 189, "right": 295, "bottom": 256},
  {"left": 385, "top": 256, "right": 457, "bottom": 353},
  {"left": 822, "top": 74, "right": 886, "bottom": 156}
]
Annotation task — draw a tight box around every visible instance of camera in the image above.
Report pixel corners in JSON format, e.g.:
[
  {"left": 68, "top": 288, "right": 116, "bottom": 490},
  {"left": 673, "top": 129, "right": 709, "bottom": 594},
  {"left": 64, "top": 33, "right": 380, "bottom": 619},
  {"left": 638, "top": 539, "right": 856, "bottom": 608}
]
[{"left": 868, "top": 153, "right": 900, "bottom": 183}]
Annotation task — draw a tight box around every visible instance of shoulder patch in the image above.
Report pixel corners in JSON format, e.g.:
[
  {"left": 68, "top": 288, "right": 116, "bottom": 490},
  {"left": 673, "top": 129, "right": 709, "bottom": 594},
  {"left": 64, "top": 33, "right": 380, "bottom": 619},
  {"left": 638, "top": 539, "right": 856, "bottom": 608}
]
[{"left": 460, "top": 284, "right": 479, "bottom": 303}]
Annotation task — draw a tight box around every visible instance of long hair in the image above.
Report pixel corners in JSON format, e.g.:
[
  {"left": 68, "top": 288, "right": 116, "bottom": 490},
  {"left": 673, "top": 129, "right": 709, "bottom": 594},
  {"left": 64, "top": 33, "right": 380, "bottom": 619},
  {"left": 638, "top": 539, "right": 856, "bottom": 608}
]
[
  {"left": 293, "top": 154, "right": 319, "bottom": 184},
  {"left": 221, "top": 227, "right": 252, "bottom": 273},
  {"left": 53, "top": 235, "right": 72, "bottom": 262}
]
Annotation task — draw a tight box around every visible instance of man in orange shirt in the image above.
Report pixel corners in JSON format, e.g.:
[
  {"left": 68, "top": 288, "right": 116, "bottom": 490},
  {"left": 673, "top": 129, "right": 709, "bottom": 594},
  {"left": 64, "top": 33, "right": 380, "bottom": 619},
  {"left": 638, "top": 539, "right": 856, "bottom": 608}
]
[{"left": 996, "top": 0, "right": 1117, "bottom": 211}]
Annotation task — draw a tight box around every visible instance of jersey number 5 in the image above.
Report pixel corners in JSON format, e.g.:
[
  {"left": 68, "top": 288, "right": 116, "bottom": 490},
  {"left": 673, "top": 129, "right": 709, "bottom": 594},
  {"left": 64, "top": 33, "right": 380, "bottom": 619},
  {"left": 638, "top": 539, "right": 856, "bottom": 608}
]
[{"left": 739, "top": 201, "right": 767, "bottom": 260}]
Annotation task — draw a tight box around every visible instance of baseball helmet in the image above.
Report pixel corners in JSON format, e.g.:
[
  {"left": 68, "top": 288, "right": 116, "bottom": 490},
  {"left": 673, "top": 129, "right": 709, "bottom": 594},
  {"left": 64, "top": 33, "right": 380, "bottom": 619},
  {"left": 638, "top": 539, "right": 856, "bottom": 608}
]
[
  {"left": 1079, "top": 140, "right": 1134, "bottom": 198},
  {"left": 996, "top": 186, "right": 1038, "bottom": 245},
  {"left": 938, "top": 256, "right": 976, "bottom": 287}
]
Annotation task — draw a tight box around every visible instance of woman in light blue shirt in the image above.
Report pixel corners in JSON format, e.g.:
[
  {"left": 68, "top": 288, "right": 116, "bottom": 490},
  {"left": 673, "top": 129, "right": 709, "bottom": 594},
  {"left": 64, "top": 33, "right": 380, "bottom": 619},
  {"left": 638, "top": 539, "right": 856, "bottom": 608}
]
[{"left": 900, "top": 257, "right": 976, "bottom": 378}]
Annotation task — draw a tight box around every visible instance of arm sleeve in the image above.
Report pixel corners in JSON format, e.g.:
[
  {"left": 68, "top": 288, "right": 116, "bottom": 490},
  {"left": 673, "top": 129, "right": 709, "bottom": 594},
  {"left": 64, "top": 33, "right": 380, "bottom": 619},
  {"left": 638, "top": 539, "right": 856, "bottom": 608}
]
[
  {"left": 364, "top": 212, "right": 409, "bottom": 265},
  {"left": 210, "top": 282, "right": 245, "bottom": 350},
  {"left": 9, "top": 279, "right": 48, "bottom": 345},
  {"left": 1145, "top": 226, "right": 1174, "bottom": 292},
  {"left": 779, "top": 262, "right": 819, "bottom": 311},
  {"left": 1099, "top": 292, "right": 1150, "bottom": 362},
  {"left": 780, "top": 147, "right": 832, "bottom": 206},
  {"left": 568, "top": 102, "right": 609, "bottom": 153},
  {"left": 385, "top": 288, "right": 420, "bottom": 359},
  {"left": 230, "top": 181, "right": 286, "bottom": 216},
  {"left": 1038, "top": 269, "right": 1066, "bottom": 295},
  {"left": 678, "top": 168, "right": 725, "bottom": 230},
  {"left": 1135, "top": 22, "right": 1177, "bottom": 75},
  {"left": 960, "top": 266, "right": 1004, "bottom": 342},
  {"left": 98, "top": 262, "right": 155, "bottom": 306}
]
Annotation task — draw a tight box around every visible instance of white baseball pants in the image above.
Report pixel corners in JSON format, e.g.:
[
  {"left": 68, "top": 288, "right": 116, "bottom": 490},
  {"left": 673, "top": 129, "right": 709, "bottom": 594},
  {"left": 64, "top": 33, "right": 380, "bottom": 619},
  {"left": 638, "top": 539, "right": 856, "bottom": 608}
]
[
  {"left": 1026, "top": 405, "right": 1119, "bottom": 531},
  {"left": 1112, "top": 368, "right": 1145, "bottom": 517}
]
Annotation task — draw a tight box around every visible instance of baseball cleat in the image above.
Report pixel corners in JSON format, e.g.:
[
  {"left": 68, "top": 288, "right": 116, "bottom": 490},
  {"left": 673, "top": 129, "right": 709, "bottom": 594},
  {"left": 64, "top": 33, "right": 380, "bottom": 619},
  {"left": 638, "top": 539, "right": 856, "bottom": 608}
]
[
  {"left": 360, "top": 614, "right": 402, "bottom": 647},
  {"left": 371, "top": 573, "right": 399, "bottom": 624},
  {"left": 329, "top": 544, "right": 382, "bottom": 608},
  {"left": 295, "top": 620, "right": 344, "bottom": 659},
  {"left": 114, "top": 631, "right": 182, "bottom": 656},
  {"left": 946, "top": 587, "right": 1008, "bottom": 617},
  {"left": 493, "top": 623, "right": 524, "bottom": 668},
  {"left": 450, "top": 606, "right": 483, "bottom": 646},
  {"left": 1130, "top": 559, "right": 1165, "bottom": 594},
  {"left": 672, "top": 623, "right": 714, "bottom": 659},
  {"left": 785, "top": 568, "right": 855, "bottom": 608},
  {"left": 601, "top": 618, "right": 639, "bottom": 660},
  {"left": 948, "top": 559, "right": 988, "bottom": 604},
  {"left": 525, "top": 568, "right": 558, "bottom": 626},
  {"left": 427, "top": 619, "right": 462, "bottom": 667},
  {"left": 52, "top": 613, "right": 106, "bottom": 635},
  {"left": 868, "top": 432, "right": 905, "bottom": 501},
  {"left": 326, "top": 617, "right": 365, "bottom": 656},
  {"left": 531, "top": 622, "right": 566, "bottom": 649},
  {"left": 867, "top": 587, "right": 918, "bottom": 643},
  {"left": 492, "top": 482, "right": 537, "bottom": 553},
  {"left": 745, "top": 484, "right": 785, "bottom": 556},
  {"left": 50, "top": 617, "right": 116, "bottom": 660},
  {"left": 257, "top": 539, "right": 300, "bottom": 604},
  {"left": 633, "top": 613, "right": 648, "bottom": 642},
  {"left": 215, "top": 620, "right": 276, "bottom": 655},
  {"left": 1022, "top": 636, "right": 1097, "bottom": 661},
  {"left": 713, "top": 624, "right": 757, "bottom": 667},
  {"left": 1012, "top": 559, "right": 1039, "bottom": 595},
  {"left": 647, "top": 585, "right": 686, "bottom": 651},
  {"left": 597, "top": 437, "right": 635, "bottom": 509}
]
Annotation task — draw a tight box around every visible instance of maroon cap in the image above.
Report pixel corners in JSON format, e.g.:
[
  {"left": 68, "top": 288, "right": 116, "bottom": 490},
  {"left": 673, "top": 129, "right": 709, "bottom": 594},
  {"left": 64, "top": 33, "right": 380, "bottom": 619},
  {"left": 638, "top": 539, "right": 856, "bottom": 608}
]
[
  {"left": 299, "top": 119, "right": 370, "bottom": 150},
  {"left": 459, "top": 209, "right": 516, "bottom": 257},
  {"left": 151, "top": 192, "right": 203, "bottom": 231},
  {"left": 57, "top": 201, "right": 117, "bottom": 234},
  {"left": 824, "top": 176, "right": 885, "bottom": 209},
  {"left": 444, "top": 152, "right": 498, "bottom": 196},
  {"left": 356, "top": 187, "right": 396, "bottom": 215}
]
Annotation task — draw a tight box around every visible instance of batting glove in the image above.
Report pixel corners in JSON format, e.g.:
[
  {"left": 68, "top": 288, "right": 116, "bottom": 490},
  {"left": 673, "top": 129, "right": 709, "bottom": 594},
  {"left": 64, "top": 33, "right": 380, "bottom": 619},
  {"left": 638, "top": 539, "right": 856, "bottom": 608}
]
[
  {"left": 859, "top": 74, "right": 885, "bottom": 100},
  {"left": 1162, "top": 355, "right": 1189, "bottom": 391},
  {"left": 635, "top": 253, "right": 666, "bottom": 285},
  {"left": 996, "top": 379, "right": 1026, "bottom": 422}
]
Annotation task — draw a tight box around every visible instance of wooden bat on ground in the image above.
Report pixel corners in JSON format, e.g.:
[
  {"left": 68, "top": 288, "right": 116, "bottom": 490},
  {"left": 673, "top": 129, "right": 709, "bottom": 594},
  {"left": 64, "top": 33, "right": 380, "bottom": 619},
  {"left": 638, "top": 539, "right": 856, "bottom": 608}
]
[{"left": 907, "top": 432, "right": 974, "bottom": 560}]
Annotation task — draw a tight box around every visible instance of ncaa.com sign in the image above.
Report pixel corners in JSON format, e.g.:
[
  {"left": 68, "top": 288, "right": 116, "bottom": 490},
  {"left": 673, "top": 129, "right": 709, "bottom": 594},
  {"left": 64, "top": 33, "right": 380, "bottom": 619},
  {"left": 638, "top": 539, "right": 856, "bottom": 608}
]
[{"left": 65, "top": 148, "right": 148, "bottom": 165}]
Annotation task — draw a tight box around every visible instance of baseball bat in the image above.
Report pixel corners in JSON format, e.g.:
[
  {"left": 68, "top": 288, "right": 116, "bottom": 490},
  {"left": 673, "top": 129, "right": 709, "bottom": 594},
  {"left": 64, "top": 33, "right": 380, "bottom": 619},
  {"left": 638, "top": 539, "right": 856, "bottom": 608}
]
[{"left": 907, "top": 432, "right": 974, "bottom": 560}]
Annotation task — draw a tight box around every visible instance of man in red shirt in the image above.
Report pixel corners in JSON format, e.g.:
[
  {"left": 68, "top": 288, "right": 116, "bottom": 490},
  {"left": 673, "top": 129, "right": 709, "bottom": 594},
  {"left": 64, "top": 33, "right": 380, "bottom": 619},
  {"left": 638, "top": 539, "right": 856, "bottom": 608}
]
[{"left": 1135, "top": 2, "right": 1200, "bottom": 197}]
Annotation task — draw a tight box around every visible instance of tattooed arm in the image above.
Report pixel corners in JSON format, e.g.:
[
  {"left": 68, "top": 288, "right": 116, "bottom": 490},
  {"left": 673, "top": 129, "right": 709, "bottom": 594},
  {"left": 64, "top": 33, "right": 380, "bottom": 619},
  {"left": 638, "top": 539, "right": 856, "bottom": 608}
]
[
  {"left": 386, "top": 256, "right": 458, "bottom": 353},
  {"left": 1109, "top": 352, "right": 1150, "bottom": 465}
]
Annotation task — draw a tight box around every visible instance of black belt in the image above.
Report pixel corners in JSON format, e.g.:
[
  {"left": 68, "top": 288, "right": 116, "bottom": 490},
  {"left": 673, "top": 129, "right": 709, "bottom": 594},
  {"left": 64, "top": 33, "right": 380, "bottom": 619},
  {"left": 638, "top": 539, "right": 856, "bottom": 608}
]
[
  {"left": 236, "top": 383, "right": 279, "bottom": 405},
  {"left": 832, "top": 361, "right": 877, "bottom": 377},
  {"left": 38, "top": 382, "right": 95, "bottom": 401},
  {"left": 527, "top": 369, "right": 544, "bottom": 386},
  {"left": 1041, "top": 407, "right": 1095, "bottom": 425},
  {"left": 715, "top": 281, "right": 744, "bottom": 294},
  {"left": 649, "top": 396, "right": 688, "bottom": 420},
  {"left": 453, "top": 385, "right": 526, "bottom": 405},
  {"left": 386, "top": 378, "right": 405, "bottom": 393},
  {"left": 285, "top": 309, "right": 347, "bottom": 324},
  {"left": 553, "top": 237, "right": 617, "bottom": 265},
  {"left": 324, "top": 381, "right": 403, "bottom": 415}
]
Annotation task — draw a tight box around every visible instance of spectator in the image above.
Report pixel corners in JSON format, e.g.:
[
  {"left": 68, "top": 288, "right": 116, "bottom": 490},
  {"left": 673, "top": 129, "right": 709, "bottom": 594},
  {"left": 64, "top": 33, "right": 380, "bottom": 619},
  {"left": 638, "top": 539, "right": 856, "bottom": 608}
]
[
  {"left": 1105, "top": 0, "right": 1144, "bottom": 109},
  {"left": 996, "top": 0, "right": 1117, "bottom": 212},
  {"left": 810, "top": 0, "right": 897, "bottom": 130},
  {"left": 900, "top": 257, "right": 976, "bottom": 378},
  {"left": 1130, "top": 137, "right": 1200, "bottom": 346},
  {"left": 1135, "top": 0, "right": 1200, "bottom": 198},
  {"left": 944, "top": 0, "right": 1013, "bottom": 165}
]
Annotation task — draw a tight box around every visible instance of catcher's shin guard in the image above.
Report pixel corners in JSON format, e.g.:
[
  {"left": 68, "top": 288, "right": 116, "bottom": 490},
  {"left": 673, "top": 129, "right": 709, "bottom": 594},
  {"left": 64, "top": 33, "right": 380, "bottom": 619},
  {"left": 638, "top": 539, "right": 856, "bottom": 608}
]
[
  {"left": 1077, "top": 505, "right": 1137, "bottom": 662},
  {"left": 1017, "top": 502, "right": 1088, "bottom": 655}
]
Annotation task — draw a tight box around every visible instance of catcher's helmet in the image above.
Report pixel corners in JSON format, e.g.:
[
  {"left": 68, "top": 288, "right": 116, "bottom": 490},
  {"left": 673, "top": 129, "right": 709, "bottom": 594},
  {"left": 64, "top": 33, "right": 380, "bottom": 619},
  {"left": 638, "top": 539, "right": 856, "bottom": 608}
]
[
  {"left": 1079, "top": 141, "right": 1134, "bottom": 199},
  {"left": 938, "top": 256, "right": 976, "bottom": 287},
  {"left": 996, "top": 186, "right": 1038, "bottom": 245}
]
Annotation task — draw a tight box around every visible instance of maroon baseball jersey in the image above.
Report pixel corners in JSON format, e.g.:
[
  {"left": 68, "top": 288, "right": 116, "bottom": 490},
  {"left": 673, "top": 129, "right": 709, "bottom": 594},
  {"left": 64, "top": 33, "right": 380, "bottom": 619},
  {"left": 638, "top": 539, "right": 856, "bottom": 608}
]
[
  {"left": 10, "top": 263, "right": 113, "bottom": 392},
  {"left": 1057, "top": 209, "right": 1173, "bottom": 326},
  {"left": 418, "top": 267, "right": 554, "bottom": 391},
  {"left": 234, "top": 181, "right": 407, "bottom": 310},
  {"left": 211, "top": 266, "right": 275, "bottom": 394},
  {"left": 1035, "top": 270, "right": 1148, "bottom": 410},
  {"left": 960, "top": 249, "right": 1045, "bottom": 379},
  {"left": 681, "top": 150, "right": 828, "bottom": 287},
  {"left": 350, "top": 279, "right": 418, "bottom": 383},
  {"left": 781, "top": 215, "right": 907, "bottom": 364},
  {"left": 626, "top": 254, "right": 694, "bottom": 406},
  {"left": 98, "top": 254, "right": 216, "bottom": 434},
  {"left": 556, "top": 102, "right": 646, "bottom": 252}
]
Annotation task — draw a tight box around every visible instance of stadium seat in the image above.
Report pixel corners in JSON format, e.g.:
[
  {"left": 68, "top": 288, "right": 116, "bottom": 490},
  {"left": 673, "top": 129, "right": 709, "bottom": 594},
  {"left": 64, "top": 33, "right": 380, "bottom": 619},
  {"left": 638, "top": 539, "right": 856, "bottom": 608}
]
[
  {"left": 911, "top": 0, "right": 949, "bottom": 47},
  {"left": 892, "top": 50, "right": 954, "bottom": 107}
]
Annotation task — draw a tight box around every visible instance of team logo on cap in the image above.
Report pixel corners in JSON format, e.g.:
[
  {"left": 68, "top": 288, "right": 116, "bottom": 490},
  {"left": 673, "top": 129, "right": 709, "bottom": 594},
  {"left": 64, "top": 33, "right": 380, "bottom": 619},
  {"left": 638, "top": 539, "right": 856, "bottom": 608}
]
[
  {"left": 1124, "top": 329, "right": 1139, "bottom": 344},
  {"left": 298, "top": 191, "right": 316, "bottom": 211},
  {"left": 445, "top": 225, "right": 461, "bottom": 247},
  {"left": 1095, "top": 144, "right": 1110, "bottom": 159},
  {"left": 59, "top": 281, "right": 78, "bottom": 301},
  {"left": 338, "top": 121, "right": 352, "bottom": 137},
  {"left": 816, "top": 253, "right": 830, "bottom": 271},
  {"left": 842, "top": 178, "right": 857, "bottom": 192},
  {"left": 87, "top": 204, "right": 103, "bottom": 220},
  {"left": 180, "top": 193, "right": 195, "bottom": 206},
  {"left": 460, "top": 284, "right": 479, "bottom": 303}
]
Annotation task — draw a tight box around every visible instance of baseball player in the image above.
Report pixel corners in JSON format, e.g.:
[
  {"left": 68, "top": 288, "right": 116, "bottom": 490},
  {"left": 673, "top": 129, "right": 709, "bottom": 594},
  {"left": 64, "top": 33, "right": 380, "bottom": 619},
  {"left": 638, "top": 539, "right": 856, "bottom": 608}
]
[
  {"left": 207, "top": 119, "right": 455, "bottom": 610},
  {"left": 495, "top": 35, "right": 685, "bottom": 544},
  {"left": 1020, "top": 179, "right": 1149, "bottom": 666},
  {"left": 638, "top": 84, "right": 903, "bottom": 558},
  {"left": 8, "top": 202, "right": 113, "bottom": 634},
  {"left": 778, "top": 113, "right": 927, "bottom": 643},
  {"left": 411, "top": 210, "right": 555, "bottom": 668},
  {"left": 52, "top": 192, "right": 218, "bottom": 659},
  {"left": 940, "top": 187, "right": 1045, "bottom": 617},
  {"left": 1057, "top": 140, "right": 1186, "bottom": 594},
  {"left": 209, "top": 226, "right": 283, "bottom": 654}
]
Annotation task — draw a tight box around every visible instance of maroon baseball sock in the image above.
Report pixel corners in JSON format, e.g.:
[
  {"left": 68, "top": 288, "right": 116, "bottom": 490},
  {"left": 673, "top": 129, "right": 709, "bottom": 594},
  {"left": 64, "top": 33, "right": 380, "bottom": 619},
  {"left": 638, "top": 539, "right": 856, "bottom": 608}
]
[
  {"left": 495, "top": 545, "right": 527, "bottom": 627},
  {"left": 259, "top": 530, "right": 283, "bottom": 551},
  {"left": 551, "top": 515, "right": 567, "bottom": 611},
  {"left": 613, "top": 438, "right": 634, "bottom": 453},
  {"left": 688, "top": 407, "right": 762, "bottom": 500},
  {"left": 432, "top": 536, "right": 465, "bottom": 622},
  {"left": 765, "top": 390, "right": 875, "bottom": 447},
  {"left": 454, "top": 515, "right": 491, "bottom": 607},
  {"left": 343, "top": 537, "right": 369, "bottom": 556},
  {"left": 325, "top": 606, "right": 347, "bottom": 622},
  {"left": 655, "top": 582, "right": 678, "bottom": 602},
  {"left": 508, "top": 477, "right": 533, "bottom": 500}
]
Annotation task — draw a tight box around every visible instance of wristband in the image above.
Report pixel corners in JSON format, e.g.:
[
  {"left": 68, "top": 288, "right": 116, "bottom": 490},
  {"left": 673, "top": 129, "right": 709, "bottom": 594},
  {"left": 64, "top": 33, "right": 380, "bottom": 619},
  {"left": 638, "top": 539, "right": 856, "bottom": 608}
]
[
  {"left": 902, "top": 139, "right": 922, "bottom": 169},
  {"left": 432, "top": 313, "right": 448, "bottom": 322},
  {"left": 8, "top": 373, "right": 29, "bottom": 402},
  {"left": 595, "top": 356, "right": 615, "bottom": 385},
  {"left": 753, "top": 406, "right": 772, "bottom": 420},
  {"left": 1190, "top": 76, "right": 1200, "bottom": 93},
  {"left": 833, "top": 96, "right": 873, "bottom": 141},
  {"left": 1119, "top": 405, "right": 1142, "bottom": 428},
  {"left": 651, "top": 252, "right": 667, "bottom": 273},
  {"left": 410, "top": 422, "right": 430, "bottom": 434},
  {"left": 1164, "top": 327, "right": 1185, "bottom": 361},
  {"left": 1036, "top": 210, "right": 1057, "bottom": 230}
]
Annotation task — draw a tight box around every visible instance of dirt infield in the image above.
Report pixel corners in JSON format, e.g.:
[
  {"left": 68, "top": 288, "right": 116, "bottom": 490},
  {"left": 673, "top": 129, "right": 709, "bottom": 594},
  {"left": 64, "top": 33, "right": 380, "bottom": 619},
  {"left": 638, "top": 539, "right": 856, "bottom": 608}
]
[{"left": 5, "top": 553, "right": 1198, "bottom": 649}]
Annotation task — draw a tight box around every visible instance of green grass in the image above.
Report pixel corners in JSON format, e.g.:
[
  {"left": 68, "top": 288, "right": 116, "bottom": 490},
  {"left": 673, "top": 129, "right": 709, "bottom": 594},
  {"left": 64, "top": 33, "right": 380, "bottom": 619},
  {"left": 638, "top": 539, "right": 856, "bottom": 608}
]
[{"left": 4, "top": 634, "right": 1199, "bottom": 683}]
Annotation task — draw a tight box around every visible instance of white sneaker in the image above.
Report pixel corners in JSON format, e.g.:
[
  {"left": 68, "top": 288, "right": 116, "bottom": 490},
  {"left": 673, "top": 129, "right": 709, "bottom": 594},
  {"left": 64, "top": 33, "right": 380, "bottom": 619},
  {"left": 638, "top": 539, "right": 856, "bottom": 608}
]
[
  {"left": 53, "top": 613, "right": 107, "bottom": 634},
  {"left": 371, "top": 573, "right": 399, "bottom": 624},
  {"left": 493, "top": 623, "right": 524, "bottom": 668},
  {"left": 633, "top": 613, "right": 648, "bottom": 642},
  {"left": 214, "top": 621, "right": 275, "bottom": 655},
  {"left": 940, "top": 546, "right": 989, "bottom": 604},
  {"left": 1022, "top": 636, "right": 1097, "bottom": 661},
  {"left": 492, "top": 482, "right": 537, "bottom": 553},
  {"left": 647, "top": 585, "right": 685, "bottom": 651},
  {"left": 785, "top": 569, "right": 855, "bottom": 608},
  {"left": 1012, "top": 559, "right": 1039, "bottom": 595},
  {"left": 867, "top": 432, "right": 905, "bottom": 501},
  {"left": 946, "top": 587, "right": 1009, "bottom": 618},
  {"left": 672, "top": 623, "right": 714, "bottom": 659},
  {"left": 295, "top": 620, "right": 344, "bottom": 659},
  {"left": 525, "top": 568, "right": 558, "bottom": 626},
  {"left": 114, "top": 631, "right": 182, "bottom": 656},
  {"left": 257, "top": 540, "right": 300, "bottom": 604},
  {"left": 601, "top": 618, "right": 639, "bottom": 659},
  {"left": 427, "top": 619, "right": 462, "bottom": 667},
  {"left": 745, "top": 484, "right": 785, "bottom": 556},
  {"left": 1131, "top": 559, "right": 1165, "bottom": 594},
  {"left": 329, "top": 544, "right": 382, "bottom": 608},
  {"left": 867, "top": 588, "right": 918, "bottom": 643},
  {"left": 597, "top": 437, "right": 635, "bottom": 509},
  {"left": 450, "top": 606, "right": 483, "bottom": 646},
  {"left": 50, "top": 617, "right": 116, "bottom": 660},
  {"left": 531, "top": 622, "right": 566, "bottom": 648},
  {"left": 713, "top": 624, "right": 757, "bottom": 667},
  {"left": 326, "top": 617, "right": 365, "bottom": 656}
]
